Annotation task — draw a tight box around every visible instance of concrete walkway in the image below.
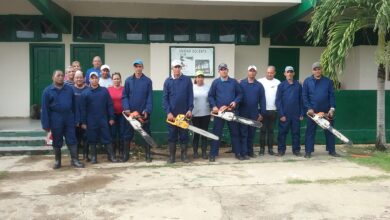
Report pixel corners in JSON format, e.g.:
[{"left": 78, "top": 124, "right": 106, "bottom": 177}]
[{"left": 1, "top": 147, "right": 390, "bottom": 220}]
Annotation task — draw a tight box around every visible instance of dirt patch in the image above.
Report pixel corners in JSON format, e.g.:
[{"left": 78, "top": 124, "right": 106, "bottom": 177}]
[
  {"left": 0, "top": 191, "right": 20, "bottom": 200},
  {"left": 16, "top": 155, "right": 52, "bottom": 164},
  {"left": 48, "top": 175, "right": 114, "bottom": 195}
]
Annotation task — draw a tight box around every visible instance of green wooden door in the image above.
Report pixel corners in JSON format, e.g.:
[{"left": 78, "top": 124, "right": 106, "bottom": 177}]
[
  {"left": 70, "top": 44, "right": 105, "bottom": 73},
  {"left": 30, "top": 44, "right": 65, "bottom": 105},
  {"left": 268, "top": 48, "right": 300, "bottom": 81}
]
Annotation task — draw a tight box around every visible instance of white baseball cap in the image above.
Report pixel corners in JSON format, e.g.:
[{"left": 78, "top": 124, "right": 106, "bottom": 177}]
[
  {"left": 100, "top": 64, "right": 110, "bottom": 71},
  {"left": 89, "top": 72, "right": 99, "bottom": 78},
  {"left": 171, "top": 59, "right": 182, "bottom": 67},
  {"left": 247, "top": 65, "right": 257, "bottom": 71}
]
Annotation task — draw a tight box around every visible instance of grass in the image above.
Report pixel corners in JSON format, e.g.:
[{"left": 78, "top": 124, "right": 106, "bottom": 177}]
[
  {"left": 287, "top": 175, "right": 390, "bottom": 185},
  {"left": 346, "top": 151, "right": 390, "bottom": 172}
]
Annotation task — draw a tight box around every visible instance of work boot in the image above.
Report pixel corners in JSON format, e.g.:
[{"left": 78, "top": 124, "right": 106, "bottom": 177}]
[
  {"left": 69, "top": 145, "right": 85, "bottom": 168},
  {"left": 53, "top": 147, "right": 61, "bottom": 169},
  {"left": 167, "top": 142, "right": 176, "bottom": 164},
  {"left": 268, "top": 146, "right": 275, "bottom": 155},
  {"left": 83, "top": 143, "right": 91, "bottom": 162},
  {"left": 145, "top": 145, "right": 152, "bottom": 163},
  {"left": 90, "top": 144, "right": 98, "bottom": 164},
  {"left": 122, "top": 140, "right": 130, "bottom": 162},
  {"left": 105, "top": 144, "right": 118, "bottom": 162},
  {"left": 181, "top": 144, "right": 190, "bottom": 163},
  {"left": 193, "top": 144, "right": 199, "bottom": 159},
  {"left": 201, "top": 144, "right": 208, "bottom": 159},
  {"left": 259, "top": 146, "right": 265, "bottom": 156}
]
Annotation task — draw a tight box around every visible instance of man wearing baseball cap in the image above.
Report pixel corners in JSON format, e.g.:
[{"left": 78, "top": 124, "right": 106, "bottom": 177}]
[
  {"left": 275, "top": 66, "right": 303, "bottom": 157},
  {"left": 302, "top": 61, "right": 339, "bottom": 158},
  {"left": 122, "top": 59, "right": 153, "bottom": 162},
  {"left": 81, "top": 71, "right": 117, "bottom": 163},
  {"left": 208, "top": 63, "right": 243, "bottom": 162},
  {"left": 163, "top": 59, "right": 194, "bottom": 163},
  {"left": 238, "top": 65, "right": 266, "bottom": 159}
]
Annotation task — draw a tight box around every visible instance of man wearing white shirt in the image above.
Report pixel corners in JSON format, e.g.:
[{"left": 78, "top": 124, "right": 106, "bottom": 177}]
[
  {"left": 99, "top": 64, "right": 113, "bottom": 88},
  {"left": 258, "top": 66, "right": 280, "bottom": 156}
]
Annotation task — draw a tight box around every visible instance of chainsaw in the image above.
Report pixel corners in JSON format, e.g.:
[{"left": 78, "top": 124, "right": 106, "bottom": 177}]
[
  {"left": 211, "top": 105, "right": 262, "bottom": 128},
  {"left": 166, "top": 114, "right": 219, "bottom": 140},
  {"left": 122, "top": 111, "right": 158, "bottom": 148},
  {"left": 307, "top": 112, "right": 353, "bottom": 146}
]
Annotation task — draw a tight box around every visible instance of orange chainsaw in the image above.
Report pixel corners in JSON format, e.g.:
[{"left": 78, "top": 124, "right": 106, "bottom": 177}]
[
  {"left": 166, "top": 114, "right": 219, "bottom": 140},
  {"left": 122, "top": 111, "right": 158, "bottom": 147},
  {"left": 211, "top": 105, "right": 262, "bottom": 128}
]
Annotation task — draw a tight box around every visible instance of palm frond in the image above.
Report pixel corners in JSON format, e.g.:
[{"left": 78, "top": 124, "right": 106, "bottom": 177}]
[{"left": 374, "top": 0, "right": 390, "bottom": 33}]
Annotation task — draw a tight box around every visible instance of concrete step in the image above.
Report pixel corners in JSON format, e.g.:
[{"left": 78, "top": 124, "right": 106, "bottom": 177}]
[
  {"left": 0, "top": 130, "right": 45, "bottom": 137},
  {"left": 0, "top": 136, "right": 46, "bottom": 147},
  {"left": 0, "top": 146, "right": 65, "bottom": 156}
]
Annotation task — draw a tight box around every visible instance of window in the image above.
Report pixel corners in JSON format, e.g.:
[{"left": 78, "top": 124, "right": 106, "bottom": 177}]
[
  {"left": 99, "top": 19, "right": 119, "bottom": 41},
  {"left": 39, "top": 19, "right": 60, "bottom": 39},
  {"left": 194, "top": 22, "right": 213, "bottom": 42},
  {"left": 124, "top": 20, "right": 146, "bottom": 42},
  {"left": 0, "top": 16, "right": 9, "bottom": 41},
  {"left": 218, "top": 22, "right": 236, "bottom": 43},
  {"left": 15, "top": 17, "right": 35, "bottom": 39},
  {"left": 237, "top": 21, "right": 259, "bottom": 45},
  {"left": 148, "top": 20, "right": 167, "bottom": 42},
  {"left": 172, "top": 21, "right": 190, "bottom": 42},
  {"left": 74, "top": 17, "right": 97, "bottom": 41}
]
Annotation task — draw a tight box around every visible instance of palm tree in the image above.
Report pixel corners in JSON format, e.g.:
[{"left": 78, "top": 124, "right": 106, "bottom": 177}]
[{"left": 306, "top": 0, "right": 390, "bottom": 150}]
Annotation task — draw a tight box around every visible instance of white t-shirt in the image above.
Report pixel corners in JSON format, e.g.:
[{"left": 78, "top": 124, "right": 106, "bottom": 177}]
[
  {"left": 192, "top": 84, "right": 210, "bottom": 117},
  {"left": 99, "top": 78, "right": 113, "bottom": 88},
  {"left": 258, "top": 77, "right": 280, "bottom": 110}
]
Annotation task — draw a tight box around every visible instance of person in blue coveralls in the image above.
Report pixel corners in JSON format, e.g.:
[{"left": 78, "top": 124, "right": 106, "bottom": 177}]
[
  {"left": 85, "top": 56, "right": 102, "bottom": 86},
  {"left": 72, "top": 70, "right": 90, "bottom": 161},
  {"left": 208, "top": 63, "right": 243, "bottom": 162},
  {"left": 163, "top": 59, "right": 194, "bottom": 164},
  {"left": 239, "top": 65, "right": 266, "bottom": 159},
  {"left": 302, "top": 62, "right": 341, "bottom": 158},
  {"left": 275, "top": 66, "right": 303, "bottom": 157},
  {"left": 41, "top": 70, "right": 84, "bottom": 169},
  {"left": 122, "top": 59, "right": 153, "bottom": 163},
  {"left": 81, "top": 72, "right": 117, "bottom": 163}
]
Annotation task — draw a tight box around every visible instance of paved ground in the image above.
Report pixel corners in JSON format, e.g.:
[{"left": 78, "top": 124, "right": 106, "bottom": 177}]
[{"left": 1, "top": 147, "right": 390, "bottom": 220}]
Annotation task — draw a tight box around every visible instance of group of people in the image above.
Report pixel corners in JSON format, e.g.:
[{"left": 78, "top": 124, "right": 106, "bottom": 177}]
[{"left": 41, "top": 55, "right": 340, "bottom": 169}]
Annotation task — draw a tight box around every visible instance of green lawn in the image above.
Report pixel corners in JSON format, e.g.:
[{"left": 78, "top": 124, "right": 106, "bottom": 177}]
[{"left": 346, "top": 149, "right": 390, "bottom": 172}]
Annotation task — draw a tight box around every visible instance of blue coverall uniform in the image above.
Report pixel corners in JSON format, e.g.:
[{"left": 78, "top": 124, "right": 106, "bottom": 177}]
[
  {"left": 238, "top": 78, "right": 266, "bottom": 157},
  {"left": 302, "top": 75, "right": 336, "bottom": 153},
  {"left": 208, "top": 77, "right": 243, "bottom": 157},
  {"left": 275, "top": 80, "right": 303, "bottom": 153},
  {"left": 163, "top": 74, "right": 194, "bottom": 144},
  {"left": 81, "top": 86, "right": 115, "bottom": 145},
  {"left": 41, "top": 84, "right": 77, "bottom": 148},
  {"left": 122, "top": 74, "right": 153, "bottom": 141}
]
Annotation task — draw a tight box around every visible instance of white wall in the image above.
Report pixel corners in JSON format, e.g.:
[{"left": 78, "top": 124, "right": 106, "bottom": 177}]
[
  {"left": 0, "top": 43, "right": 30, "bottom": 117},
  {"left": 150, "top": 43, "right": 235, "bottom": 90}
]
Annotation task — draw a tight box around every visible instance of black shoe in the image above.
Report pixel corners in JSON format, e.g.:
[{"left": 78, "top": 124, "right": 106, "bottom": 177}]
[
  {"left": 276, "top": 151, "right": 285, "bottom": 157},
  {"left": 209, "top": 156, "right": 215, "bottom": 162},
  {"left": 304, "top": 152, "right": 311, "bottom": 158},
  {"left": 53, "top": 147, "right": 61, "bottom": 169},
  {"left": 181, "top": 144, "right": 190, "bottom": 163},
  {"left": 235, "top": 154, "right": 244, "bottom": 160},
  {"left": 105, "top": 144, "right": 118, "bottom": 162},
  {"left": 167, "top": 142, "right": 176, "bottom": 164},
  {"left": 293, "top": 151, "right": 302, "bottom": 157},
  {"left": 193, "top": 151, "right": 199, "bottom": 159},
  {"left": 145, "top": 145, "right": 152, "bottom": 163},
  {"left": 259, "top": 147, "right": 265, "bottom": 156},
  {"left": 329, "top": 152, "right": 341, "bottom": 157},
  {"left": 69, "top": 145, "right": 85, "bottom": 168},
  {"left": 268, "top": 147, "right": 275, "bottom": 155},
  {"left": 247, "top": 153, "right": 255, "bottom": 158},
  {"left": 122, "top": 141, "right": 130, "bottom": 162},
  {"left": 242, "top": 155, "right": 250, "bottom": 160},
  {"left": 90, "top": 144, "right": 98, "bottom": 164}
]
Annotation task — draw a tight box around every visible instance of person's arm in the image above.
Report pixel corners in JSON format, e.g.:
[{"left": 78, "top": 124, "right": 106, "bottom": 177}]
[
  {"left": 259, "top": 84, "right": 267, "bottom": 116},
  {"left": 40, "top": 89, "right": 50, "bottom": 131},
  {"left": 122, "top": 79, "right": 131, "bottom": 112},
  {"left": 302, "top": 79, "right": 312, "bottom": 111},
  {"left": 328, "top": 79, "right": 336, "bottom": 109},
  {"left": 187, "top": 78, "right": 194, "bottom": 112},
  {"left": 233, "top": 81, "right": 243, "bottom": 105},
  {"left": 162, "top": 79, "right": 171, "bottom": 114},
  {"left": 275, "top": 84, "right": 284, "bottom": 118},
  {"left": 145, "top": 79, "right": 153, "bottom": 114},
  {"left": 80, "top": 91, "right": 87, "bottom": 125},
  {"left": 106, "top": 89, "right": 115, "bottom": 121},
  {"left": 299, "top": 84, "right": 304, "bottom": 117},
  {"left": 208, "top": 81, "right": 217, "bottom": 109}
]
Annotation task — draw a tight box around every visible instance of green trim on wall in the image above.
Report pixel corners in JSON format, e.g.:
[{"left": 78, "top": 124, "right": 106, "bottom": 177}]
[
  {"left": 28, "top": 0, "right": 71, "bottom": 34},
  {"left": 73, "top": 16, "right": 260, "bottom": 45}
]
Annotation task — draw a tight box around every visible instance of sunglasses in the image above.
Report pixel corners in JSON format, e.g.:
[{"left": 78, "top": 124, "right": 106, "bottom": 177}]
[{"left": 174, "top": 66, "right": 182, "bottom": 69}]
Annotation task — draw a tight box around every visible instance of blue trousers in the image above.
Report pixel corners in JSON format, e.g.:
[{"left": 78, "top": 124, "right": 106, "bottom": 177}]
[
  {"left": 51, "top": 120, "right": 77, "bottom": 148},
  {"left": 277, "top": 116, "right": 301, "bottom": 153},
  {"left": 210, "top": 117, "right": 240, "bottom": 157},
  {"left": 124, "top": 117, "right": 151, "bottom": 146},
  {"left": 111, "top": 113, "right": 127, "bottom": 141},
  {"left": 167, "top": 124, "right": 189, "bottom": 144},
  {"left": 87, "top": 124, "right": 112, "bottom": 145},
  {"left": 304, "top": 118, "right": 335, "bottom": 153},
  {"left": 239, "top": 124, "right": 256, "bottom": 156}
]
